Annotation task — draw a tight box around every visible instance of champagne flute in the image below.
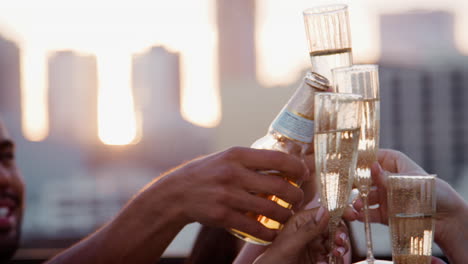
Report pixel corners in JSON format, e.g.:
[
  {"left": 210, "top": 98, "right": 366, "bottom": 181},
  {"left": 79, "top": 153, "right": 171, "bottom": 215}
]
[
  {"left": 303, "top": 4, "right": 353, "bottom": 81},
  {"left": 333, "top": 64, "right": 380, "bottom": 263},
  {"left": 387, "top": 175, "right": 436, "bottom": 264},
  {"left": 314, "top": 92, "right": 362, "bottom": 264}
]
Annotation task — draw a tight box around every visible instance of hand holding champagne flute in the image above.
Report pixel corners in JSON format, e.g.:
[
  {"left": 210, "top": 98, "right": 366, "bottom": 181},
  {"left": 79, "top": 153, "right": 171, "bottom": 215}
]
[
  {"left": 351, "top": 149, "right": 468, "bottom": 264},
  {"left": 314, "top": 92, "right": 362, "bottom": 264}
]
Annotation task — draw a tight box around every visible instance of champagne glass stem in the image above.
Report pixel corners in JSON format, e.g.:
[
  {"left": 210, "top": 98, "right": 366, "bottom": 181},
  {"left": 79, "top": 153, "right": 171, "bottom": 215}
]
[
  {"left": 328, "top": 218, "right": 340, "bottom": 264},
  {"left": 362, "top": 192, "right": 375, "bottom": 263}
]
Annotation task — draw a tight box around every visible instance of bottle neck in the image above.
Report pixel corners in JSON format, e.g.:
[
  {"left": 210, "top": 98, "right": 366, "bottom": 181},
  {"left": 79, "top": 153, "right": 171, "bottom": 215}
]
[{"left": 269, "top": 73, "right": 329, "bottom": 144}]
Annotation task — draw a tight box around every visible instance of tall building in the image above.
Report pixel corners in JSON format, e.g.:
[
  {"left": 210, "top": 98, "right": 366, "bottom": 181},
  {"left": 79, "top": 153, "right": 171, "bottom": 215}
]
[
  {"left": 214, "top": 0, "right": 301, "bottom": 150},
  {"left": 378, "top": 11, "right": 468, "bottom": 184},
  {"left": 217, "top": 0, "right": 257, "bottom": 84},
  {"left": 0, "top": 35, "right": 21, "bottom": 128},
  {"left": 47, "top": 50, "right": 99, "bottom": 145},
  {"left": 133, "top": 46, "right": 181, "bottom": 129},
  {"left": 132, "top": 46, "right": 212, "bottom": 169}
]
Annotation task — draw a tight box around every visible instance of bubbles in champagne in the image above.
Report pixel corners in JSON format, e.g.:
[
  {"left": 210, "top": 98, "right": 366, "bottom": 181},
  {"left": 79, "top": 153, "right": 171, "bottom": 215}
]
[
  {"left": 390, "top": 213, "right": 434, "bottom": 264},
  {"left": 315, "top": 128, "right": 360, "bottom": 219},
  {"left": 392, "top": 254, "right": 431, "bottom": 264},
  {"left": 355, "top": 98, "right": 380, "bottom": 192}
]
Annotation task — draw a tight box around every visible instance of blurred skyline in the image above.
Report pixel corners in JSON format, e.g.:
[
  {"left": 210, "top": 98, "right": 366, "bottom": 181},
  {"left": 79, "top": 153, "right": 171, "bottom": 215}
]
[{"left": 1, "top": 0, "right": 468, "bottom": 144}]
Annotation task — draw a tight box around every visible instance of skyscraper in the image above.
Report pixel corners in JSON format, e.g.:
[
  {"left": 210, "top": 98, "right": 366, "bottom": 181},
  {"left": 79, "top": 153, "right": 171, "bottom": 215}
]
[
  {"left": 132, "top": 46, "right": 212, "bottom": 169},
  {"left": 48, "top": 50, "right": 98, "bottom": 145},
  {"left": 213, "top": 0, "right": 302, "bottom": 150},
  {"left": 133, "top": 46, "right": 181, "bottom": 130},
  {"left": 217, "top": 0, "right": 257, "bottom": 84}
]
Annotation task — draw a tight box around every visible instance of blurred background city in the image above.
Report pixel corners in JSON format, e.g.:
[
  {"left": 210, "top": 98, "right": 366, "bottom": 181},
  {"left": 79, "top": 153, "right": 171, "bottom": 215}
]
[{"left": 0, "top": 0, "right": 467, "bottom": 262}]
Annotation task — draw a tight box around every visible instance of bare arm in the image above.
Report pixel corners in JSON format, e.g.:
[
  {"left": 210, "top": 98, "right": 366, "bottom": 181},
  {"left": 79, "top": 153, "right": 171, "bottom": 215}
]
[
  {"left": 46, "top": 176, "right": 188, "bottom": 264},
  {"left": 47, "top": 147, "right": 307, "bottom": 264}
]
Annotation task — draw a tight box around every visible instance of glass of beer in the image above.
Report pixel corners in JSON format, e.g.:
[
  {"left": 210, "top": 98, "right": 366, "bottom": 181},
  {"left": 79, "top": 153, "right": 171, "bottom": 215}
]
[
  {"left": 314, "top": 92, "right": 362, "bottom": 264},
  {"left": 387, "top": 174, "right": 436, "bottom": 264},
  {"left": 333, "top": 64, "right": 380, "bottom": 263},
  {"left": 303, "top": 4, "right": 353, "bottom": 81}
]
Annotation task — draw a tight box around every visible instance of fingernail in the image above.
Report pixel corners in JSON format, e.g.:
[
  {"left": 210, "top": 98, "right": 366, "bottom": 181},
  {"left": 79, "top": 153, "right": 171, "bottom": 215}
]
[
  {"left": 337, "top": 247, "right": 345, "bottom": 256},
  {"left": 340, "top": 232, "right": 347, "bottom": 242},
  {"left": 353, "top": 206, "right": 360, "bottom": 217},
  {"left": 315, "top": 206, "right": 325, "bottom": 223},
  {"left": 304, "top": 200, "right": 318, "bottom": 210}
]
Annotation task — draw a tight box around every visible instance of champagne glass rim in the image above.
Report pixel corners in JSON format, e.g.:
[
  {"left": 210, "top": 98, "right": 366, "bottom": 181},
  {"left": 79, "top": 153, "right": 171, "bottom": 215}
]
[
  {"left": 332, "top": 64, "right": 379, "bottom": 74},
  {"left": 388, "top": 174, "right": 437, "bottom": 180},
  {"left": 303, "top": 4, "right": 348, "bottom": 16}
]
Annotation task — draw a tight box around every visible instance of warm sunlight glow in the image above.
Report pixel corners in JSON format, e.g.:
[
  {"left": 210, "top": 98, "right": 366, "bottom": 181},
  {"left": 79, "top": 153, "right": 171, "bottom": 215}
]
[
  {"left": 180, "top": 30, "right": 221, "bottom": 127},
  {"left": 255, "top": 0, "right": 311, "bottom": 87},
  {"left": 0, "top": 0, "right": 220, "bottom": 143},
  {"left": 97, "top": 53, "right": 137, "bottom": 145},
  {"left": 21, "top": 47, "right": 49, "bottom": 141}
]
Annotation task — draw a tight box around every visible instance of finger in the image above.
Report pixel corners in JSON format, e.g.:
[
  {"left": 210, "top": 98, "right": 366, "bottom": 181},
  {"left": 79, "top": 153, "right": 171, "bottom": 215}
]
[
  {"left": 353, "top": 197, "right": 363, "bottom": 211},
  {"left": 273, "top": 207, "right": 330, "bottom": 252},
  {"left": 377, "top": 149, "right": 427, "bottom": 175},
  {"left": 332, "top": 246, "right": 347, "bottom": 258},
  {"left": 240, "top": 168, "right": 304, "bottom": 206},
  {"left": 225, "top": 147, "right": 307, "bottom": 182},
  {"left": 299, "top": 177, "right": 318, "bottom": 210},
  {"left": 227, "top": 189, "right": 294, "bottom": 224},
  {"left": 354, "top": 207, "right": 386, "bottom": 224},
  {"left": 303, "top": 154, "right": 316, "bottom": 181},
  {"left": 332, "top": 223, "right": 350, "bottom": 257},
  {"left": 371, "top": 161, "right": 386, "bottom": 188},
  {"left": 353, "top": 188, "right": 380, "bottom": 212},
  {"left": 431, "top": 256, "right": 447, "bottom": 264},
  {"left": 342, "top": 204, "right": 359, "bottom": 221},
  {"left": 297, "top": 207, "right": 329, "bottom": 238},
  {"left": 377, "top": 149, "right": 399, "bottom": 173},
  {"left": 226, "top": 210, "right": 278, "bottom": 242},
  {"left": 334, "top": 230, "right": 349, "bottom": 248}
]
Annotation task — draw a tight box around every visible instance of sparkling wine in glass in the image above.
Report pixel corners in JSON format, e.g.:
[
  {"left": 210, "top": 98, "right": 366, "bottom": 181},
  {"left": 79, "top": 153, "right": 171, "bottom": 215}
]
[
  {"left": 333, "top": 64, "right": 380, "bottom": 263},
  {"left": 387, "top": 174, "right": 436, "bottom": 264},
  {"left": 303, "top": 4, "right": 353, "bottom": 81},
  {"left": 314, "top": 92, "right": 362, "bottom": 264}
]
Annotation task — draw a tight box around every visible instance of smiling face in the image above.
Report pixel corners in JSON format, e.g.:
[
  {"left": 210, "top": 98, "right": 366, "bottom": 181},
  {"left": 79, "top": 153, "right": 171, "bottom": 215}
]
[{"left": 0, "top": 119, "right": 24, "bottom": 261}]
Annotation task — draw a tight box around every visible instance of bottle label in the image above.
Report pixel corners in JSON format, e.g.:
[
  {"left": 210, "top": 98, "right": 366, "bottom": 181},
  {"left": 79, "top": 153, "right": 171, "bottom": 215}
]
[{"left": 271, "top": 110, "right": 314, "bottom": 143}]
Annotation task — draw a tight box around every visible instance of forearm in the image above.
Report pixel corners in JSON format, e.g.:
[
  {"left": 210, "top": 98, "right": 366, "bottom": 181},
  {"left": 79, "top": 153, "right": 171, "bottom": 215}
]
[{"left": 47, "top": 182, "right": 188, "bottom": 264}]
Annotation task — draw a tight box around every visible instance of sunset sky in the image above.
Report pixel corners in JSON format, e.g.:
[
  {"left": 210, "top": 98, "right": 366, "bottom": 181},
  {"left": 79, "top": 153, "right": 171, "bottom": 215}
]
[{"left": 0, "top": 0, "right": 465, "bottom": 144}]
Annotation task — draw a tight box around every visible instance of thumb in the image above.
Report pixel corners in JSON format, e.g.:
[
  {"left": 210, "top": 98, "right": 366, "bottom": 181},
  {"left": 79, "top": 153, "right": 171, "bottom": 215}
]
[{"left": 370, "top": 161, "right": 387, "bottom": 188}]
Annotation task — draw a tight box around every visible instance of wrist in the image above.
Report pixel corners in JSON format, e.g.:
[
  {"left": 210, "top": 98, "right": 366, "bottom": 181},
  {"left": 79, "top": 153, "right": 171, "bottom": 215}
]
[{"left": 139, "top": 176, "right": 190, "bottom": 229}]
